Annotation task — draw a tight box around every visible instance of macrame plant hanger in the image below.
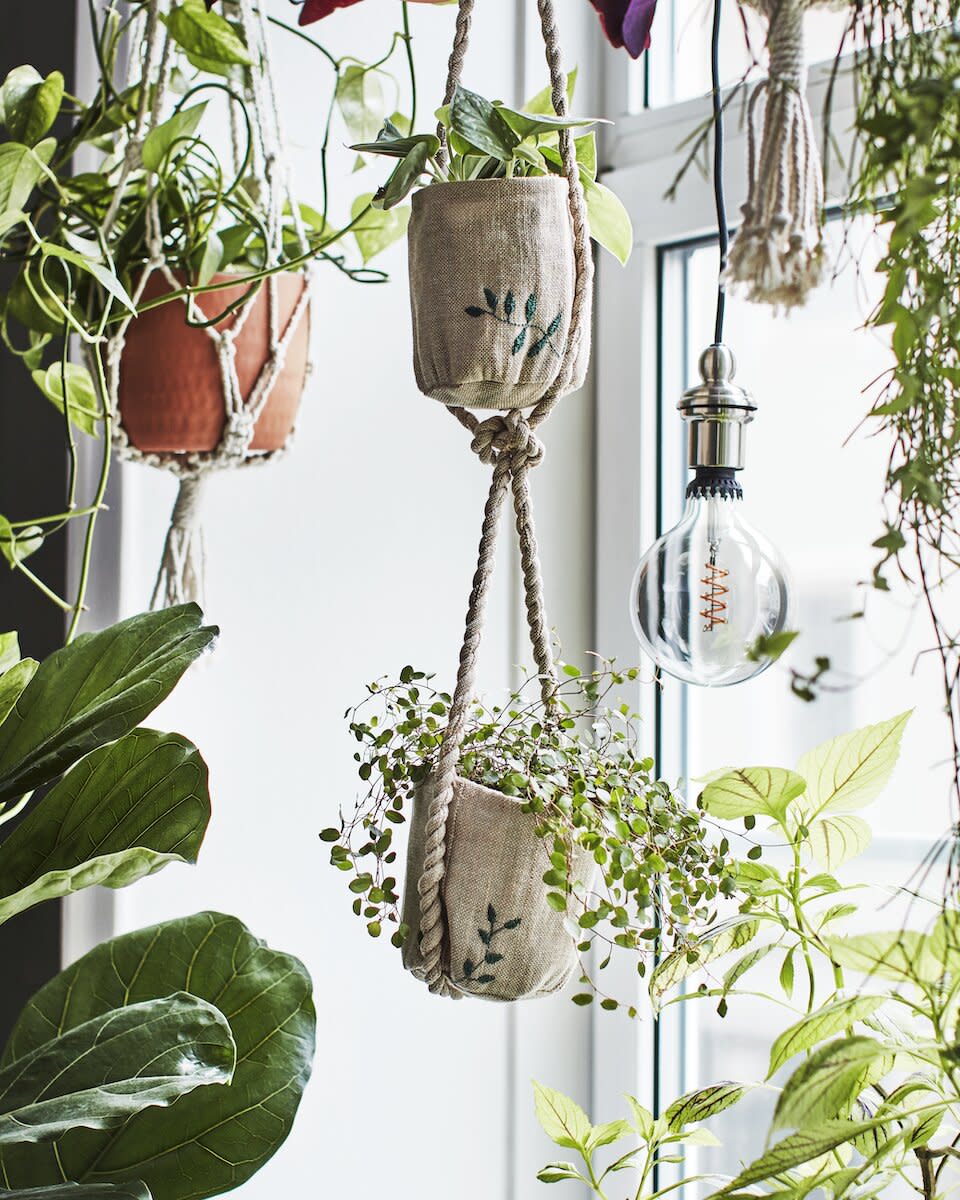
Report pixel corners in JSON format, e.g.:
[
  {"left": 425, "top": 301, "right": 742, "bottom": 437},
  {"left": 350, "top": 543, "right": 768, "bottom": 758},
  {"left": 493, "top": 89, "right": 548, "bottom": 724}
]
[
  {"left": 727, "top": 0, "right": 826, "bottom": 308},
  {"left": 94, "top": 0, "right": 314, "bottom": 609},
  {"left": 404, "top": 0, "right": 594, "bottom": 999}
]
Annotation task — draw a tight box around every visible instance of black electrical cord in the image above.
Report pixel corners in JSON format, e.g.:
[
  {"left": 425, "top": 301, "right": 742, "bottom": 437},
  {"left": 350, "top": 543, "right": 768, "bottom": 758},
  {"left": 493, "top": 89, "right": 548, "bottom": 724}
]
[{"left": 712, "top": 0, "right": 728, "bottom": 345}]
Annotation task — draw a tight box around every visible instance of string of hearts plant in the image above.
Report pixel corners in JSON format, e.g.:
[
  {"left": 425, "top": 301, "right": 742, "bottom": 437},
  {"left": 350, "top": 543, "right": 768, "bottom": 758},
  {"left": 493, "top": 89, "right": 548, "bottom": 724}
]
[{"left": 322, "top": 661, "right": 739, "bottom": 1010}]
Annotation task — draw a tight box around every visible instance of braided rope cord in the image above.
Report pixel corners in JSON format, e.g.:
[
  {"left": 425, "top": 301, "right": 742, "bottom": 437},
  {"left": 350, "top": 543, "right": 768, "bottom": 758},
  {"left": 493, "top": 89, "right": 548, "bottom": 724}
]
[
  {"left": 97, "top": 0, "right": 315, "bottom": 606},
  {"left": 414, "top": 0, "right": 591, "bottom": 996}
]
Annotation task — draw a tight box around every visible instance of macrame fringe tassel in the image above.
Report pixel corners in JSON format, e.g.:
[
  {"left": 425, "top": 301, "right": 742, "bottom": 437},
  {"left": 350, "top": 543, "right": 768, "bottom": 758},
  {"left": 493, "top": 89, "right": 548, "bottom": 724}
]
[
  {"left": 151, "top": 475, "right": 207, "bottom": 611},
  {"left": 727, "top": 0, "right": 825, "bottom": 309}
]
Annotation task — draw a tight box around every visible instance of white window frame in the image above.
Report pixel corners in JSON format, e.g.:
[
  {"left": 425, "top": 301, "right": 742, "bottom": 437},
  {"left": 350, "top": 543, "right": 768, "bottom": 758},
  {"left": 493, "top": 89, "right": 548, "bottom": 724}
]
[{"left": 591, "top": 37, "right": 860, "bottom": 1123}]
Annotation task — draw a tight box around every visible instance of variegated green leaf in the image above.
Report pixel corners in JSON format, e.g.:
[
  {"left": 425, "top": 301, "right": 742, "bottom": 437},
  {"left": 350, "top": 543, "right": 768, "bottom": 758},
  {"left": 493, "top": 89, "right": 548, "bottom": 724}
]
[{"left": 796, "top": 713, "right": 911, "bottom": 818}]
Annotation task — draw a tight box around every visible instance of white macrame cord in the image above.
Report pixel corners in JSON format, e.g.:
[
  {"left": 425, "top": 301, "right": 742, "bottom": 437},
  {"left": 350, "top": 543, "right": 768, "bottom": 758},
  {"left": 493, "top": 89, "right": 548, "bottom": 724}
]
[{"left": 93, "top": 0, "right": 314, "bottom": 609}]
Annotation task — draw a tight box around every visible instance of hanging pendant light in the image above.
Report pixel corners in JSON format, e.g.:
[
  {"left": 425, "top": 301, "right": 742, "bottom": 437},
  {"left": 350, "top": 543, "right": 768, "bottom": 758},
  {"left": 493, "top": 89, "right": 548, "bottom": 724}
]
[{"left": 629, "top": 0, "right": 793, "bottom": 687}]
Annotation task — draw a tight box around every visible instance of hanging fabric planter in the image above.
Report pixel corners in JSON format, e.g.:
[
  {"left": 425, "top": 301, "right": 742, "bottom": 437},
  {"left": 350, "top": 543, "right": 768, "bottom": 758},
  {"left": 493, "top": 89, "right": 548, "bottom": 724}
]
[
  {"left": 406, "top": 2, "right": 592, "bottom": 410},
  {"left": 398, "top": 0, "right": 596, "bottom": 1001},
  {"left": 96, "top": 0, "right": 314, "bottom": 610},
  {"left": 727, "top": 0, "right": 826, "bottom": 308}
]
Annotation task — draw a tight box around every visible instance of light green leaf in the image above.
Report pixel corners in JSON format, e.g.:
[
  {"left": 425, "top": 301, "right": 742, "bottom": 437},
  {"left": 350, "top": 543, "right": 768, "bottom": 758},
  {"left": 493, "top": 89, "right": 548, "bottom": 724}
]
[
  {"left": 796, "top": 712, "right": 911, "bottom": 817},
  {"left": 651, "top": 920, "right": 759, "bottom": 1008},
  {"left": 0, "top": 518, "right": 43, "bottom": 571},
  {"left": 626, "top": 1095, "right": 654, "bottom": 1138},
  {"left": 336, "top": 64, "right": 387, "bottom": 145},
  {"left": 533, "top": 1081, "right": 591, "bottom": 1151},
  {"left": 350, "top": 193, "right": 410, "bottom": 263},
  {"left": 0, "top": 634, "right": 21, "bottom": 676},
  {"left": 0, "top": 728, "right": 209, "bottom": 924},
  {"left": 524, "top": 67, "right": 578, "bottom": 114},
  {"left": 772, "top": 1036, "right": 889, "bottom": 1131},
  {"left": 162, "top": 0, "right": 252, "bottom": 67},
  {"left": 585, "top": 1119, "right": 632, "bottom": 1151},
  {"left": 40, "top": 244, "right": 136, "bottom": 314},
  {"left": 0, "top": 605, "right": 216, "bottom": 805},
  {"left": 719, "top": 1119, "right": 893, "bottom": 1192},
  {"left": 672, "top": 1126, "right": 722, "bottom": 1147},
  {"left": 141, "top": 103, "right": 208, "bottom": 173},
  {"left": 825, "top": 930, "right": 941, "bottom": 984},
  {"left": 31, "top": 362, "right": 101, "bottom": 437},
  {"left": 574, "top": 132, "right": 597, "bottom": 179},
  {"left": 494, "top": 102, "right": 603, "bottom": 141},
  {"left": 665, "top": 1082, "right": 749, "bottom": 1131},
  {"left": 722, "top": 942, "right": 777, "bottom": 992},
  {"left": 0, "top": 140, "right": 54, "bottom": 215},
  {"left": 701, "top": 768, "right": 807, "bottom": 823},
  {"left": 536, "top": 1163, "right": 583, "bottom": 1184},
  {"left": 0, "top": 912, "right": 315, "bottom": 1200},
  {"left": 0, "top": 68, "right": 64, "bottom": 147},
  {"left": 583, "top": 179, "right": 633, "bottom": 265},
  {"left": 193, "top": 230, "right": 223, "bottom": 288},
  {"left": 768, "top": 995, "right": 887, "bottom": 1078},
  {"left": 0, "top": 994, "right": 233, "bottom": 1145},
  {"left": 808, "top": 814, "right": 872, "bottom": 869}
]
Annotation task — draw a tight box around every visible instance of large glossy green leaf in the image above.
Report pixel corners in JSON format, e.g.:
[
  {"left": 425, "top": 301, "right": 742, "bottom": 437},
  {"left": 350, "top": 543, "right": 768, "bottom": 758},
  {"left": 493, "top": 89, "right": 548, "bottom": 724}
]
[
  {"left": 0, "top": 729, "right": 210, "bottom": 924},
  {"left": 0, "top": 606, "right": 216, "bottom": 804},
  {"left": 700, "top": 768, "right": 807, "bottom": 823},
  {"left": 650, "top": 919, "right": 760, "bottom": 1009},
  {"left": 0, "top": 913, "right": 315, "bottom": 1200},
  {"left": 0, "top": 660, "right": 38, "bottom": 731},
  {"left": 0, "top": 994, "right": 234, "bottom": 1145},
  {"left": 0, "top": 1185, "right": 152, "bottom": 1200},
  {"left": 768, "top": 995, "right": 887, "bottom": 1078},
  {"left": 450, "top": 86, "right": 519, "bottom": 160},
  {"left": 796, "top": 712, "right": 911, "bottom": 818},
  {"left": 772, "top": 1036, "right": 889, "bottom": 1131}
]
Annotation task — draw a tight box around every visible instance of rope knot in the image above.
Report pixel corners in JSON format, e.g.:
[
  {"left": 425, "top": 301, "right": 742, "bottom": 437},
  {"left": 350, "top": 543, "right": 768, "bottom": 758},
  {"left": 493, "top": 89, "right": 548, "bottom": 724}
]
[
  {"left": 469, "top": 414, "right": 544, "bottom": 470},
  {"left": 222, "top": 410, "right": 255, "bottom": 458}
]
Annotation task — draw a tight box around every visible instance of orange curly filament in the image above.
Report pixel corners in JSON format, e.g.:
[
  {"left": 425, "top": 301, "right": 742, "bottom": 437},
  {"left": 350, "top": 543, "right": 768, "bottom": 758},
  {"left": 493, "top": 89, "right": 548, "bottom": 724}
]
[{"left": 700, "top": 561, "right": 730, "bottom": 632}]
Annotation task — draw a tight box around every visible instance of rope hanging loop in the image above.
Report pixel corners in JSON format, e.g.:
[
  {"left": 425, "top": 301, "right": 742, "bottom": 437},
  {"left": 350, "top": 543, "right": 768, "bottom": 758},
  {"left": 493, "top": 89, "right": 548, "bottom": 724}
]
[
  {"left": 98, "top": 0, "right": 315, "bottom": 611},
  {"left": 727, "top": 0, "right": 828, "bottom": 309},
  {"left": 407, "top": 0, "right": 594, "bottom": 413}
]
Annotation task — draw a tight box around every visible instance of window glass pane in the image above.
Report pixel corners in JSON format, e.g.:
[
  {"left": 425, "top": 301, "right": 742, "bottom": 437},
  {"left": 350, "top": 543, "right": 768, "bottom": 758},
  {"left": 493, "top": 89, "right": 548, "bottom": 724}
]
[
  {"left": 655, "top": 216, "right": 955, "bottom": 1177},
  {"left": 635, "top": 0, "right": 849, "bottom": 109}
]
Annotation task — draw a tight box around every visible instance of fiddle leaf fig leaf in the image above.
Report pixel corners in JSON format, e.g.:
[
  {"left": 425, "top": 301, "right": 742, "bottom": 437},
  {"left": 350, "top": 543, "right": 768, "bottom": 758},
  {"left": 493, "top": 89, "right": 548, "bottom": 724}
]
[
  {"left": 0, "top": 729, "right": 210, "bottom": 924},
  {"left": 700, "top": 768, "right": 806, "bottom": 823},
  {"left": 0, "top": 994, "right": 234, "bottom": 1145},
  {"left": 0, "top": 913, "right": 315, "bottom": 1200},
  {"left": 796, "top": 712, "right": 911, "bottom": 818},
  {"left": 0, "top": 1184, "right": 152, "bottom": 1200},
  {"left": 0, "top": 605, "right": 216, "bottom": 804}
]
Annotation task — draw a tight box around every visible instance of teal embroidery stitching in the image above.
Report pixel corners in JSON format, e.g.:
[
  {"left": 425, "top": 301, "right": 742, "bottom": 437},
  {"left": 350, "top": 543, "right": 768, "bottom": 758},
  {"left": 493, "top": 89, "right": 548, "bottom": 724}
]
[
  {"left": 458, "top": 903, "right": 522, "bottom": 988},
  {"left": 465, "top": 288, "right": 564, "bottom": 360}
]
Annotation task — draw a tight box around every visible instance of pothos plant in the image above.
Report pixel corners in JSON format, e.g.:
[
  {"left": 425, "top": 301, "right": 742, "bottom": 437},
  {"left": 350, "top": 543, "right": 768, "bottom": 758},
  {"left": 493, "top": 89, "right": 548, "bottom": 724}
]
[
  {"left": 352, "top": 77, "right": 635, "bottom": 265},
  {"left": 0, "top": 0, "right": 417, "bottom": 639},
  {"left": 533, "top": 710, "right": 960, "bottom": 1200},
  {"left": 322, "top": 662, "right": 737, "bottom": 1009},
  {"left": 0, "top": 605, "right": 315, "bottom": 1200}
]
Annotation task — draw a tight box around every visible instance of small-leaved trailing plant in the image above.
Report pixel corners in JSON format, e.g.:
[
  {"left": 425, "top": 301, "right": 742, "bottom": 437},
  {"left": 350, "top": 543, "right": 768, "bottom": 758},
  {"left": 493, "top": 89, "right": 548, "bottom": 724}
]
[
  {"left": 0, "top": 0, "right": 417, "bottom": 636},
  {"left": 351, "top": 76, "right": 635, "bottom": 265},
  {"left": 533, "top": 710, "right": 960, "bottom": 1200},
  {"left": 0, "top": 605, "right": 315, "bottom": 1200},
  {"left": 322, "top": 662, "right": 738, "bottom": 1009}
]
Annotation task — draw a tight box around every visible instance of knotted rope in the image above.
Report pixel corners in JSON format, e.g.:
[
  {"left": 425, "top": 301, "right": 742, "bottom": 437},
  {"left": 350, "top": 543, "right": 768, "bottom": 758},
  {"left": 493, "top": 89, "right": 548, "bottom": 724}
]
[
  {"left": 98, "top": 0, "right": 314, "bottom": 609},
  {"left": 413, "top": 0, "right": 586, "bottom": 997},
  {"left": 727, "top": 0, "right": 825, "bottom": 308}
]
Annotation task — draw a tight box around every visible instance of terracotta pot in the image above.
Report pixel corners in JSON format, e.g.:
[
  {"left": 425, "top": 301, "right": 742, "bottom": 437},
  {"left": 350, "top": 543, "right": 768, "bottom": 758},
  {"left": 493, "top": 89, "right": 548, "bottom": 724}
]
[{"left": 118, "top": 271, "right": 311, "bottom": 454}]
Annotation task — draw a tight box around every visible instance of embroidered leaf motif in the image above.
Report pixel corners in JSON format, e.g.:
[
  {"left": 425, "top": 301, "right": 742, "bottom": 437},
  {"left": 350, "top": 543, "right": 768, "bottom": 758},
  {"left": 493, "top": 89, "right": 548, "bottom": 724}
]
[
  {"left": 488, "top": 903, "right": 497, "bottom": 923},
  {"left": 485, "top": 952, "right": 504, "bottom": 964},
  {"left": 476, "top": 974, "right": 496, "bottom": 984},
  {"left": 504, "top": 917, "right": 521, "bottom": 929},
  {"left": 525, "top": 293, "right": 537, "bottom": 320},
  {"left": 466, "top": 288, "right": 564, "bottom": 362},
  {"left": 513, "top": 328, "right": 527, "bottom": 354},
  {"left": 457, "top": 907, "right": 522, "bottom": 989},
  {"left": 465, "top": 305, "right": 485, "bottom": 317},
  {"left": 528, "top": 334, "right": 549, "bottom": 358},
  {"left": 503, "top": 292, "right": 515, "bottom": 317},
  {"left": 548, "top": 312, "right": 562, "bottom": 335},
  {"left": 484, "top": 287, "right": 498, "bottom": 311},
  {"left": 463, "top": 959, "right": 475, "bottom": 976}
]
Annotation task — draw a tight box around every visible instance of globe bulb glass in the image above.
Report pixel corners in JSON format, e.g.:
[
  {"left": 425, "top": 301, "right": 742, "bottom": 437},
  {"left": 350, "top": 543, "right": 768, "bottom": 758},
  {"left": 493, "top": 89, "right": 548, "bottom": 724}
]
[{"left": 631, "top": 489, "right": 792, "bottom": 687}]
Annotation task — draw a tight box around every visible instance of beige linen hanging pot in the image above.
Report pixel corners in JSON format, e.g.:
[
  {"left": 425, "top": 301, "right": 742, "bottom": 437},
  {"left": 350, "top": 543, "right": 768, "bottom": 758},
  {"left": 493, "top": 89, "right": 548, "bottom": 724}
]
[
  {"left": 408, "top": 176, "right": 590, "bottom": 410},
  {"left": 401, "top": 775, "right": 594, "bottom": 1001}
]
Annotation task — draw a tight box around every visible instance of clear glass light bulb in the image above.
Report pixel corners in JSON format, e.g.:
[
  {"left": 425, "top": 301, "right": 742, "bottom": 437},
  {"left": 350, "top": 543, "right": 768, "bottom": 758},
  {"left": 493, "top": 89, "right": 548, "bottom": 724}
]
[{"left": 631, "top": 484, "right": 792, "bottom": 687}]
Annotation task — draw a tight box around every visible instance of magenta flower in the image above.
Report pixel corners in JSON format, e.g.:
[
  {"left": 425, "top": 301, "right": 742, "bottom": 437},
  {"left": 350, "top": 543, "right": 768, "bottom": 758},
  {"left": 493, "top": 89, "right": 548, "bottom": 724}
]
[{"left": 589, "top": 0, "right": 658, "bottom": 57}]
